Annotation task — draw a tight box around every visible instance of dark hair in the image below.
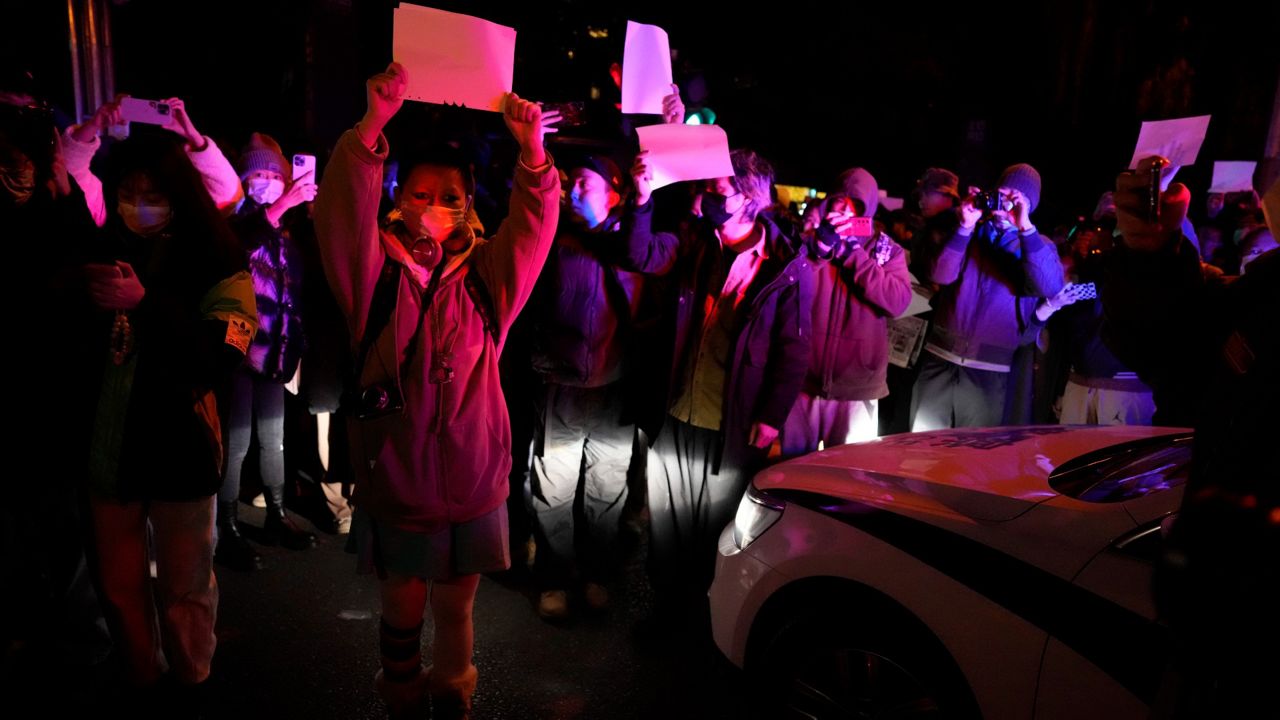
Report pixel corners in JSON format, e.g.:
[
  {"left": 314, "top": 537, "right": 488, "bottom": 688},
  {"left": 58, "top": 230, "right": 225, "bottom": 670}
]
[
  {"left": 395, "top": 142, "right": 477, "bottom": 198},
  {"left": 100, "top": 130, "right": 242, "bottom": 295},
  {"left": 728, "top": 148, "right": 775, "bottom": 222}
]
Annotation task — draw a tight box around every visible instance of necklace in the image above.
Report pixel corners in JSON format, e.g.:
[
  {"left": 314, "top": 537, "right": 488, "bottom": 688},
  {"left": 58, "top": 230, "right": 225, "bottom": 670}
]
[{"left": 110, "top": 310, "right": 133, "bottom": 365}]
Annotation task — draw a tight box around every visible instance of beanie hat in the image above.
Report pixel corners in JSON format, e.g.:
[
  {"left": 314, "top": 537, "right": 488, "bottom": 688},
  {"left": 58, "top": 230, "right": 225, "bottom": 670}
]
[
  {"left": 566, "top": 154, "right": 625, "bottom": 194},
  {"left": 237, "top": 132, "right": 289, "bottom": 181},
  {"left": 998, "top": 163, "right": 1041, "bottom": 211}
]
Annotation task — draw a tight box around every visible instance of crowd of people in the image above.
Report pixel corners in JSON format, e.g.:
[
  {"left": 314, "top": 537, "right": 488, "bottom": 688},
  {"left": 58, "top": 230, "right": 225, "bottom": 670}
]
[{"left": 3, "top": 39, "right": 1274, "bottom": 720}]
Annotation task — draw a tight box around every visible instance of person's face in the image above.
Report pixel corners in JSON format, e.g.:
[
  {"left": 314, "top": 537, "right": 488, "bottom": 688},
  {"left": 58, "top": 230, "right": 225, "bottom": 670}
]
[
  {"left": 565, "top": 167, "right": 618, "bottom": 228},
  {"left": 827, "top": 195, "right": 862, "bottom": 217},
  {"left": 701, "top": 176, "right": 749, "bottom": 222},
  {"left": 919, "top": 189, "right": 955, "bottom": 218},
  {"left": 245, "top": 169, "right": 285, "bottom": 184},
  {"left": 117, "top": 171, "right": 174, "bottom": 235},
  {"left": 1240, "top": 230, "right": 1277, "bottom": 274},
  {"left": 395, "top": 164, "right": 468, "bottom": 211},
  {"left": 802, "top": 203, "right": 823, "bottom": 232},
  {"left": 394, "top": 164, "right": 473, "bottom": 255},
  {"left": 1205, "top": 192, "right": 1224, "bottom": 219},
  {"left": 0, "top": 142, "right": 35, "bottom": 206},
  {"left": 117, "top": 171, "right": 168, "bottom": 209},
  {"left": 0, "top": 95, "right": 54, "bottom": 195}
]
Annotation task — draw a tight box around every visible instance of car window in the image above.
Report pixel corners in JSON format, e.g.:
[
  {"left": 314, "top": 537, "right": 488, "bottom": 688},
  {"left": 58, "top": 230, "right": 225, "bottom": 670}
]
[{"left": 1049, "top": 434, "right": 1193, "bottom": 503}]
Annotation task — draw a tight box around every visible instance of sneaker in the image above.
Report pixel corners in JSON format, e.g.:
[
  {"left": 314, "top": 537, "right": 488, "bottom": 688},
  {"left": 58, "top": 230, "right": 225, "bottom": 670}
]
[
  {"left": 537, "top": 590, "right": 569, "bottom": 621},
  {"left": 583, "top": 582, "right": 610, "bottom": 611}
]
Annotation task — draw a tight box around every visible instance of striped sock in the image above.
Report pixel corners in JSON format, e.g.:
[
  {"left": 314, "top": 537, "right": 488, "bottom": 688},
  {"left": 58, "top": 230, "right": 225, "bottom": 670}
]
[{"left": 379, "top": 618, "right": 424, "bottom": 682}]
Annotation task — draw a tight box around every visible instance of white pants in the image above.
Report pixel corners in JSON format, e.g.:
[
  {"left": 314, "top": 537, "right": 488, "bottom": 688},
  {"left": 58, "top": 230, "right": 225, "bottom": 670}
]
[
  {"left": 1059, "top": 380, "right": 1155, "bottom": 426},
  {"left": 781, "top": 392, "right": 878, "bottom": 457}
]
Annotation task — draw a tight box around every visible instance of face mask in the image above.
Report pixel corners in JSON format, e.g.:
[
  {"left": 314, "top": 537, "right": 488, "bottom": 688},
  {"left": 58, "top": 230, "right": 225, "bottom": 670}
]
[
  {"left": 119, "top": 201, "right": 172, "bottom": 236},
  {"left": 247, "top": 177, "right": 285, "bottom": 205},
  {"left": 0, "top": 160, "right": 36, "bottom": 207},
  {"left": 398, "top": 203, "right": 473, "bottom": 269},
  {"left": 702, "top": 192, "right": 737, "bottom": 227},
  {"left": 420, "top": 204, "right": 469, "bottom": 242}
]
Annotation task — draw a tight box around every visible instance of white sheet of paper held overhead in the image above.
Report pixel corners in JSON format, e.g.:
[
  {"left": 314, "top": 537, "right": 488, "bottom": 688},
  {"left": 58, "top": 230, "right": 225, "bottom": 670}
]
[
  {"left": 882, "top": 196, "right": 905, "bottom": 211},
  {"left": 392, "top": 3, "right": 515, "bottom": 112},
  {"left": 1128, "top": 115, "right": 1211, "bottom": 169},
  {"left": 635, "top": 124, "right": 733, "bottom": 190},
  {"left": 621, "top": 21, "right": 673, "bottom": 115},
  {"left": 1209, "top": 161, "right": 1257, "bottom": 194}
]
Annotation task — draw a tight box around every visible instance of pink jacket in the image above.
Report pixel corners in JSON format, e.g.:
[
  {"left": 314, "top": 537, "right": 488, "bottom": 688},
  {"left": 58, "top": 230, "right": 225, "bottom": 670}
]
[{"left": 315, "top": 128, "right": 558, "bottom": 531}]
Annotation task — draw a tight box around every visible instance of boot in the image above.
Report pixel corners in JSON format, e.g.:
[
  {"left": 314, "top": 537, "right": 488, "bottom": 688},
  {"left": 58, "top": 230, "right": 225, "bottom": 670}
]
[
  {"left": 262, "top": 484, "right": 316, "bottom": 550},
  {"left": 374, "top": 664, "right": 429, "bottom": 720},
  {"left": 429, "top": 664, "right": 478, "bottom": 720},
  {"left": 376, "top": 618, "right": 427, "bottom": 719},
  {"left": 214, "top": 501, "right": 262, "bottom": 571}
]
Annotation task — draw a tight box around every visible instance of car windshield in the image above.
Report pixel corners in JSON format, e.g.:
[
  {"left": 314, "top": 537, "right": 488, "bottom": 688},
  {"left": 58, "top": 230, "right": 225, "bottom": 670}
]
[{"left": 1049, "top": 433, "right": 1193, "bottom": 503}]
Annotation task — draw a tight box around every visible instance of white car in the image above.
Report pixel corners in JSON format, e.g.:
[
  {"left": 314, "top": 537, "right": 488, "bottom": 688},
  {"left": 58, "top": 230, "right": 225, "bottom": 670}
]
[{"left": 710, "top": 425, "right": 1192, "bottom": 719}]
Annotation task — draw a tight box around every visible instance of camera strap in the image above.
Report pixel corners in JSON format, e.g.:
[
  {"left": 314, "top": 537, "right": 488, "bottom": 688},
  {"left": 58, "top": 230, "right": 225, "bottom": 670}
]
[
  {"left": 398, "top": 260, "right": 446, "bottom": 378},
  {"left": 347, "top": 257, "right": 404, "bottom": 400}
]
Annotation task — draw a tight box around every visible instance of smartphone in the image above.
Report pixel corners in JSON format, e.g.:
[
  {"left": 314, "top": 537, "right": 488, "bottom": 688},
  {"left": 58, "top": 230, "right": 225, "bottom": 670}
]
[
  {"left": 119, "top": 97, "right": 173, "bottom": 126},
  {"left": 847, "top": 216, "right": 875, "bottom": 237},
  {"left": 292, "top": 153, "right": 317, "bottom": 182},
  {"left": 542, "top": 101, "right": 586, "bottom": 128}
]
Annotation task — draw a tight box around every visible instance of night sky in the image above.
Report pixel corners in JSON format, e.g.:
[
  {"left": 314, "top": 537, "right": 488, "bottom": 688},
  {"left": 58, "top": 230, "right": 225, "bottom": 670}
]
[{"left": 13, "top": 0, "right": 1279, "bottom": 227}]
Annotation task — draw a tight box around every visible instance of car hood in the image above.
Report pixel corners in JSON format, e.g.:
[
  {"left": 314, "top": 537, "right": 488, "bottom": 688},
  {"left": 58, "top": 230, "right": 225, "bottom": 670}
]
[{"left": 753, "top": 426, "right": 1190, "bottom": 522}]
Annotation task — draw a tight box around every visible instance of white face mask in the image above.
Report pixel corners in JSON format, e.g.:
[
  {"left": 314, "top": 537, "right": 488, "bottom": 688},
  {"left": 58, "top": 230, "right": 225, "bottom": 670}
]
[
  {"left": 417, "top": 204, "right": 469, "bottom": 242},
  {"left": 119, "top": 201, "right": 172, "bottom": 236},
  {"left": 247, "top": 177, "right": 285, "bottom": 206}
]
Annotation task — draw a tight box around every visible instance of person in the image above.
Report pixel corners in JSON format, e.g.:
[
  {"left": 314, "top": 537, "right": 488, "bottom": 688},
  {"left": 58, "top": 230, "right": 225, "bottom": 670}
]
[
  {"left": 1037, "top": 205, "right": 1155, "bottom": 426},
  {"left": 215, "top": 132, "right": 319, "bottom": 571},
  {"left": 1102, "top": 155, "right": 1277, "bottom": 718},
  {"left": 525, "top": 88, "right": 684, "bottom": 621},
  {"left": 910, "top": 163, "right": 1064, "bottom": 429},
  {"left": 879, "top": 167, "right": 961, "bottom": 435},
  {"left": 314, "top": 62, "right": 558, "bottom": 719},
  {"left": 67, "top": 96, "right": 256, "bottom": 710},
  {"left": 1236, "top": 225, "right": 1275, "bottom": 275},
  {"left": 624, "top": 146, "right": 814, "bottom": 611},
  {"left": 780, "top": 167, "right": 911, "bottom": 455},
  {"left": 2, "top": 63, "right": 113, "bottom": 708},
  {"left": 524, "top": 153, "right": 639, "bottom": 619}
]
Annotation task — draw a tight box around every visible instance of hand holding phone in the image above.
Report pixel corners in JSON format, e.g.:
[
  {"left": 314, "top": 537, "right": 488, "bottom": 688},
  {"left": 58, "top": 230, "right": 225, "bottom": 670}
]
[
  {"left": 292, "top": 154, "right": 317, "bottom": 182},
  {"left": 118, "top": 97, "right": 174, "bottom": 126},
  {"left": 541, "top": 101, "right": 585, "bottom": 128}
]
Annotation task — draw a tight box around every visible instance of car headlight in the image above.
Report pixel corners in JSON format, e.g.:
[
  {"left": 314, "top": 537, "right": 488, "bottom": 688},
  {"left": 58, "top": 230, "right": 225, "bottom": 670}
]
[{"left": 731, "top": 485, "right": 785, "bottom": 551}]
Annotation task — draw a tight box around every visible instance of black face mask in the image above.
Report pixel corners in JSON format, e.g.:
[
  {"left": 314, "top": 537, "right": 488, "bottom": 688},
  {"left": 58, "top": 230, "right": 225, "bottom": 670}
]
[{"left": 701, "top": 192, "right": 736, "bottom": 227}]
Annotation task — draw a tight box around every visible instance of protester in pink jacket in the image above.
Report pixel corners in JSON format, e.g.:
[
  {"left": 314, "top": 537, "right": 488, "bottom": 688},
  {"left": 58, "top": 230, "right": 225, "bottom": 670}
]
[{"left": 314, "top": 63, "right": 558, "bottom": 719}]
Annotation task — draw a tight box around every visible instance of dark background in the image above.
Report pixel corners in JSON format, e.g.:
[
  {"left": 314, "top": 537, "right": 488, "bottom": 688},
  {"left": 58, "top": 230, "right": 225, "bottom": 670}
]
[{"left": 12, "top": 0, "right": 1279, "bottom": 227}]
